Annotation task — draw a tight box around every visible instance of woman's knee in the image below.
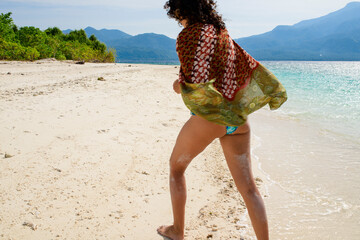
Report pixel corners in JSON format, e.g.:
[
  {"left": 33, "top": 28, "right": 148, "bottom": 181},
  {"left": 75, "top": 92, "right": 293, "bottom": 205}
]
[
  {"left": 169, "top": 154, "right": 193, "bottom": 177},
  {"left": 241, "top": 184, "right": 261, "bottom": 200}
]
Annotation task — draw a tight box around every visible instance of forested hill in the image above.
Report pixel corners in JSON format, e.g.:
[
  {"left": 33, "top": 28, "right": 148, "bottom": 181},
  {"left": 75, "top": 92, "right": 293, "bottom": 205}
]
[
  {"left": 234, "top": 2, "right": 360, "bottom": 61},
  {"left": 63, "top": 27, "right": 131, "bottom": 43},
  {"left": 75, "top": 2, "right": 360, "bottom": 63},
  {"left": 0, "top": 13, "right": 115, "bottom": 62},
  {"left": 73, "top": 27, "right": 178, "bottom": 64},
  {"left": 2, "top": 2, "right": 360, "bottom": 63}
]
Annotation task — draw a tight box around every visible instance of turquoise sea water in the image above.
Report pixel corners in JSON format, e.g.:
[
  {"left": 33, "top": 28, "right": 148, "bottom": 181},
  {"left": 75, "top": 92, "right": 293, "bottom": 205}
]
[
  {"left": 262, "top": 61, "right": 360, "bottom": 142},
  {"left": 250, "top": 61, "right": 360, "bottom": 239}
]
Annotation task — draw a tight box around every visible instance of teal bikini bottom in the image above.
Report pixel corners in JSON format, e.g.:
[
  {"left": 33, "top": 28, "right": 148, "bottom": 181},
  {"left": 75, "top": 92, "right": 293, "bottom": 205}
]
[{"left": 190, "top": 112, "right": 238, "bottom": 135}]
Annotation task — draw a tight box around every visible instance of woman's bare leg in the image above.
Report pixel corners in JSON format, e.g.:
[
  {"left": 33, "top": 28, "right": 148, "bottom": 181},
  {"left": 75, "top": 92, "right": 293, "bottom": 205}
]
[
  {"left": 157, "top": 116, "right": 225, "bottom": 240},
  {"left": 219, "top": 123, "right": 269, "bottom": 240}
]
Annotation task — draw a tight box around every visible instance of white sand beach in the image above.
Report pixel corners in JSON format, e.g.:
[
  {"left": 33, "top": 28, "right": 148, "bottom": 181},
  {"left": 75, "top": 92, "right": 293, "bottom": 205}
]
[{"left": 1, "top": 60, "right": 359, "bottom": 239}]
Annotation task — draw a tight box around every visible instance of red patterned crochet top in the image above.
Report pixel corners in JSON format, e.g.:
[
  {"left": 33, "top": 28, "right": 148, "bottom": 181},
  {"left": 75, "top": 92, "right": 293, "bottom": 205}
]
[{"left": 176, "top": 23, "right": 258, "bottom": 101}]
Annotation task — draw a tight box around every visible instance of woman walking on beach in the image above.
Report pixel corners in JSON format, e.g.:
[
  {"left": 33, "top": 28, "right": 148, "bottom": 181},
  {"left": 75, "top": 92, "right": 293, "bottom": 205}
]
[{"left": 158, "top": 0, "right": 287, "bottom": 239}]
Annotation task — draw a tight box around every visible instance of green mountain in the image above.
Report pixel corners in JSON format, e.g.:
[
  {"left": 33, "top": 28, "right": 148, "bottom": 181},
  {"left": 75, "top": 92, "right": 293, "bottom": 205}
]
[
  {"left": 64, "top": 2, "right": 360, "bottom": 63},
  {"left": 235, "top": 2, "right": 360, "bottom": 60},
  {"left": 70, "top": 28, "right": 178, "bottom": 64},
  {"left": 83, "top": 27, "right": 131, "bottom": 43},
  {"left": 107, "top": 33, "right": 177, "bottom": 64}
]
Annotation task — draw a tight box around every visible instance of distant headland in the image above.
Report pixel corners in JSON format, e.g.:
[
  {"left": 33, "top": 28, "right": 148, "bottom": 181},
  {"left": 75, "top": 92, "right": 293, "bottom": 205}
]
[{"left": 2, "top": 2, "right": 360, "bottom": 63}]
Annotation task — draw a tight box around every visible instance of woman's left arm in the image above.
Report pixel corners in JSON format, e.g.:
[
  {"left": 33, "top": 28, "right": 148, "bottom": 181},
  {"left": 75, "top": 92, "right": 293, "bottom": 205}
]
[{"left": 173, "top": 79, "right": 181, "bottom": 94}]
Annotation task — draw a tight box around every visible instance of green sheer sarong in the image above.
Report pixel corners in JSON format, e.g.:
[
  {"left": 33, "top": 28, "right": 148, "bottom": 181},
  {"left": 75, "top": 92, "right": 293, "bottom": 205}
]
[{"left": 181, "top": 63, "right": 287, "bottom": 126}]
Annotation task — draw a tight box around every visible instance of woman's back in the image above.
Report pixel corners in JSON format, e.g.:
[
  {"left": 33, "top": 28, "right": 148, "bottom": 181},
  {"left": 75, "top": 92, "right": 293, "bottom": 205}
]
[{"left": 177, "top": 22, "right": 258, "bottom": 100}]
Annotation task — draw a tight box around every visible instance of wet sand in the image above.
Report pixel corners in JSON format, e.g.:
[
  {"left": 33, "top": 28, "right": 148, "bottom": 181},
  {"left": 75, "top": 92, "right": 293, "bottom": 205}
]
[
  {"left": 0, "top": 60, "right": 264, "bottom": 239},
  {"left": 1, "top": 60, "right": 359, "bottom": 239}
]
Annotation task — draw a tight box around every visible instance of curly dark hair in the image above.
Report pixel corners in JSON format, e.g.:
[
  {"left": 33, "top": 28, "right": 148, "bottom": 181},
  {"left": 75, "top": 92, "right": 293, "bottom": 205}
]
[{"left": 164, "top": 0, "right": 226, "bottom": 30}]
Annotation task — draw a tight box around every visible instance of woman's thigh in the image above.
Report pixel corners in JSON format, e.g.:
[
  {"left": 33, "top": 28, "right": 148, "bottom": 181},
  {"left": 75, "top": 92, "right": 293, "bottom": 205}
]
[
  {"left": 169, "top": 115, "right": 225, "bottom": 173},
  {"left": 219, "top": 123, "right": 257, "bottom": 192},
  {"left": 228, "top": 121, "right": 251, "bottom": 135}
]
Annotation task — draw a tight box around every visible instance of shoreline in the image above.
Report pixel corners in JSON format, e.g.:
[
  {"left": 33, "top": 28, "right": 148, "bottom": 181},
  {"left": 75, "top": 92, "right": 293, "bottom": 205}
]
[
  {"left": 2, "top": 59, "right": 360, "bottom": 65},
  {"left": 0, "top": 60, "right": 260, "bottom": 239},
  {"left": 1, "top": 60, "right": 359, "bottom": 239},
  {"left": 248, "top": 109, "right": 360, "bottom": 239}
]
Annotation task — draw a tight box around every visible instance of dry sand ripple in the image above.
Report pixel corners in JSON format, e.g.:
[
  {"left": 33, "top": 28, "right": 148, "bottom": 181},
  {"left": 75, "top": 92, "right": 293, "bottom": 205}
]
[{"left": 0, "top": 60, "right": 265, "bottom": 239}]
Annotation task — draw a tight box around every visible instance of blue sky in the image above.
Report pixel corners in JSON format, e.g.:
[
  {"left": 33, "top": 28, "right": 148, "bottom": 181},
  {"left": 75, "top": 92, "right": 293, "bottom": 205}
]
[{"left": 0, "top": 0, "right": 357, "bottom": 39}]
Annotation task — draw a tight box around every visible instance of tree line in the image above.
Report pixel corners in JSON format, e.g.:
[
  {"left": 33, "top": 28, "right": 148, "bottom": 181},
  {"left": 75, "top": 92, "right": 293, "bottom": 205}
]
[{"left": 0, "top": 12, "right": 115, "bottom": 62}]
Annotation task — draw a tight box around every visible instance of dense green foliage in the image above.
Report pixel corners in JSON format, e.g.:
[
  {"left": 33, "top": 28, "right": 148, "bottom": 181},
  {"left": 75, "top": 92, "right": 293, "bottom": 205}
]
[{"left": 0, "top": 12, "right": 115, "bottom": 62}]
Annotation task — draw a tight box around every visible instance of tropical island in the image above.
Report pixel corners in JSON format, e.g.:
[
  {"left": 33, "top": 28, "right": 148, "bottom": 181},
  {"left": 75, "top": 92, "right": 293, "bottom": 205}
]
[
  {"left": 0, "top": 12, "right": 115, "bottom": 62},
  {"left": 68, "top": 2, "right": 360, "bottom": 63},
  {"left": 1, "top": 2, "right": 359, "bottom": 63}
]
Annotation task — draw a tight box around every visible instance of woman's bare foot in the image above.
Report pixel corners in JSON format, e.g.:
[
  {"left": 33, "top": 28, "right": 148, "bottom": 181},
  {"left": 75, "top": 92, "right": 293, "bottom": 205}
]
[{"left": 157, "top": 225, "right": 184, "bottom": 240}]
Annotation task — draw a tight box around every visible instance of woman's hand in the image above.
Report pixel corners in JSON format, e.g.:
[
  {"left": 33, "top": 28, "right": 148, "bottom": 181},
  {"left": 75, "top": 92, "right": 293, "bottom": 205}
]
[{"left": 173, "top": 79, "right": 181, "bottom": 94}]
